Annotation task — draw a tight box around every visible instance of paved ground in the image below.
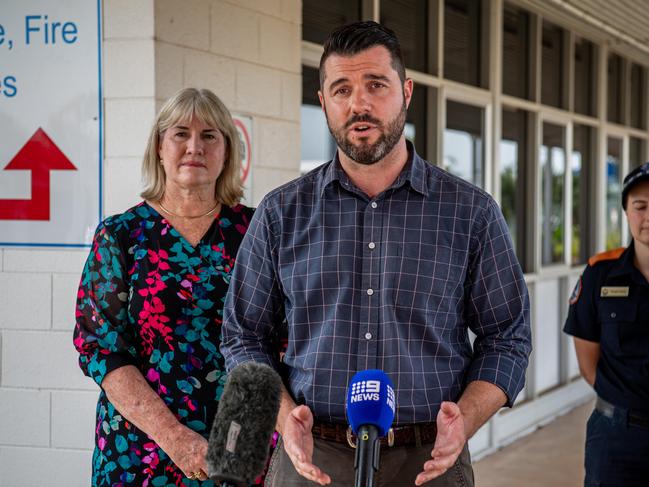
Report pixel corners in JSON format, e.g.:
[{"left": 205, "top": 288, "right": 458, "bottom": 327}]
[{"left": 473, "top": 400, "right": 593, "bottom": 486}]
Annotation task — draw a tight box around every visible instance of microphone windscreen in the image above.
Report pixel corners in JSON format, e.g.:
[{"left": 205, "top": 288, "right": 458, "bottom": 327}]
[
  {"left": 206, "top": 361, "right": 282, "bottom": 486},
  {"left": 346, "top": 369, "right": 395, "bottom": 437}
]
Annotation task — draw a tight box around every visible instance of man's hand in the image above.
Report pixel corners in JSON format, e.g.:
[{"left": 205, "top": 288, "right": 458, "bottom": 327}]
[
  {"left": 281, "top": 404, "right": 331, "bottom": 485},
  {"left": 415, "top": 401, "right": 467, "bottom": 486}
]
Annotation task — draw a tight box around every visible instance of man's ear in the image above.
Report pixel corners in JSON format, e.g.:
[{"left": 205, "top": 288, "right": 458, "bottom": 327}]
[{"left": 403, "top": 78, "right": 414, "bottom": 109}]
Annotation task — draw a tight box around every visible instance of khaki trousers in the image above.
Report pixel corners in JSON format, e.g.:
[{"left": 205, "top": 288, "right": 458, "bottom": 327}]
[{"left": 265, "top": 435, "right": 474, "bottom": 487}]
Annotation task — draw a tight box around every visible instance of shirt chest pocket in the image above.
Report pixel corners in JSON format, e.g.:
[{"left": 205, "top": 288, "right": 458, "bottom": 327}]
[
  {"left": 599, "top": 301, "right": 647, "bottom": 358},
  {"left": 391, "top": 243, "right": 466, "bottom": 313}
]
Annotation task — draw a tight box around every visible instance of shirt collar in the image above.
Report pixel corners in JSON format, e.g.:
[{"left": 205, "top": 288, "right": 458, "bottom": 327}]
[
  {"left": 608, "top": 243, "right": 637, "bottom": 278},
  {"left": 320, "top": 140, "right": 428, "bottom": 198},
  {"left": 407, "top": 141, "right": 429, "bottom": 196}
]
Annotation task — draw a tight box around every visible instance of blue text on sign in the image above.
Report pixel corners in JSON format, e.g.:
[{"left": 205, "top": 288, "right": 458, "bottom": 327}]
[
  {"left": 25, "top": 15, "right": 78, "bottom": 44},
  {"left": 0, "top": 76, "right": 17, "bottom": 97},
  {"left": 0, "top": 23, "right": 14, "bottom": 50}
]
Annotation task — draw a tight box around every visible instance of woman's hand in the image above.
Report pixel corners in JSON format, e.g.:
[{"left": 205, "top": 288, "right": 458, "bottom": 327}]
[
  {"left": 102, "top": 366, "right": 210, "bottom": 481},
  {"left": 158, "top": 423, "right": 210, "bottom": 481}
]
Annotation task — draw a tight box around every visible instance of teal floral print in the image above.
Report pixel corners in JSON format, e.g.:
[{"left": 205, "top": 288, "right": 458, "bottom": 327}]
[{"left": 74, "top": 202, "right": 253, "bottom": 486}]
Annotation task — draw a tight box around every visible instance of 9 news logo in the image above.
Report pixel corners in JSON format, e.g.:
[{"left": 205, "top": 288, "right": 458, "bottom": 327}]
[
  {"left": 386, "top": 384, "right": 395, "bottom": 412},
  {"left": 350, "top": 380, "right": 381, "bottom": 402}
]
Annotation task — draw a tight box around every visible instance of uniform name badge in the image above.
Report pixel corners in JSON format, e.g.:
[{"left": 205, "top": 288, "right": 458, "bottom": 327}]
[{"left": 600, "top": 286, "right": 629, "bottom": 297}]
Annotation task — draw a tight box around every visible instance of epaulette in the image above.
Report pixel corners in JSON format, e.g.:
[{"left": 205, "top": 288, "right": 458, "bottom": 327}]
[{"left": 588, "top": 247, "right": 625, "bottom": 266}]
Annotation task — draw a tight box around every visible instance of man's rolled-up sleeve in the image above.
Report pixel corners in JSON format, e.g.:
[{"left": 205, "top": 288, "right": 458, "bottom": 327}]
[
  {"left": 464, "top": 199, "right": 532, "bottom": 406},
  {"left": 221, "top": 200, "right": 285, "bottom": 372}
]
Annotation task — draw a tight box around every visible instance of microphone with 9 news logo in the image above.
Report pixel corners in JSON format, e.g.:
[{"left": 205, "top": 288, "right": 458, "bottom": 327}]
[{"left": 346, "top": 369, "right": 396, "bottom": 487}]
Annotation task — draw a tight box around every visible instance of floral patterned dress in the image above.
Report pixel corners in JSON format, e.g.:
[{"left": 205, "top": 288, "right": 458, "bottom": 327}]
[{"left": 74, "top": 201, "right": 254, "bottom": 487}]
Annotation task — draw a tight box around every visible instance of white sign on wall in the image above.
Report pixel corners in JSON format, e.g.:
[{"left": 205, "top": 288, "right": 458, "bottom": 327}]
[
  {"left": 0, "top": 0, "right": 101, "bottom": 247},
  {"left": 233, "top": 114, "right": 253, "bottom": 204}
]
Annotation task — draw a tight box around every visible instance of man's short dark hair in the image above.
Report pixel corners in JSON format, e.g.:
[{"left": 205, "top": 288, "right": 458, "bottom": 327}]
[{"left": 319, "top": 21, "right": 406, "bottom": 89}]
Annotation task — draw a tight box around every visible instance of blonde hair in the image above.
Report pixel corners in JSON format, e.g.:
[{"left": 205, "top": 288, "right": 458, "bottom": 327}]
[{"left": 141, "top": 88, "right": 244, "bottom": 206}]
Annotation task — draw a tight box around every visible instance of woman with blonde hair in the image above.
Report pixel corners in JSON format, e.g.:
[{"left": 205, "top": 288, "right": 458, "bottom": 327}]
[{"left": 74, "top": 88, "right": 254, "bottom": 485}]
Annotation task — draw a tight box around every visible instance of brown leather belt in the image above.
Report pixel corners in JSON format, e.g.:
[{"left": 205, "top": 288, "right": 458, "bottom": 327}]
[
  {"left": 596, "top": 397, "right": 649, "bottom": 429},
  {"left": 312, "top": 420, "right": 437, "bottom": 448}
]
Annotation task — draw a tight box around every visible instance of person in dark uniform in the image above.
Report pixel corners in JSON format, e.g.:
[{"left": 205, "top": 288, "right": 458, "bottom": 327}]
[{"left": 564, "top": 161, "right": 649, "bottom": 487}]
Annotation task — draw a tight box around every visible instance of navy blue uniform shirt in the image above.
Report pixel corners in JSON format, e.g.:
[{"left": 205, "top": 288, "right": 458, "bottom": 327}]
[
  {"left": 221, "top": 143, "right": 531, "bottom": 424},
  {"left": 564, "top": 243, "right": 649, "bottom": 414}
]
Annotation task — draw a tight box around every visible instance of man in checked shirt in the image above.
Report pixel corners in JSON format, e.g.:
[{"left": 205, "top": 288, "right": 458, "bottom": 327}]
[{"left": 221, "top": 21, "right": 531, "bottom": 487}]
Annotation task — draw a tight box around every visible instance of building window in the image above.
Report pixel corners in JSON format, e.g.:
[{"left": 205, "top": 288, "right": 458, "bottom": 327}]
[
  {"left": 606, "top": 137, "right": 623, "bottom": 249},
  {"left": 302, "top": 0, "right": 362, "bottom": 45},
  {"left": 541, "top": 21, "right": 565, "bottom": 109},
  {"left": 501, "top": 107, "right": 528, "bottom": 263},
  {"left": 630, "top": 137, "right": 646, "bottom": 169},
  {"left": 630, "top": 63, "right": 646, "bottom": 129},
  {"left": 300, "top": 67, "right": 335, "bottom": 174},
  {"left": 502, "top": 3, "right": 530, "bottom": 100},
  {"left": 407, "top": 86, "right": 428, "bottom": 157},
  {"left": 444, "top": 100, "right": 484, "bottom": 187},
  {"left": 444, "top": 0, "right": 483, "bottom": 87},
  {"left": 607, "top": 54, "right": 624, "bottom": 124},
  {"left": 381, "top": 0, "right": 432, "bottom": 74},
  {"left": 574, "top": 37, "right": 595, "bottom": 117},
  {"left": 572, "top": 125, "right": 593, "bottom": 265},
  {"left": 540, "top": 122, "right": 566, "bottom": 266}
]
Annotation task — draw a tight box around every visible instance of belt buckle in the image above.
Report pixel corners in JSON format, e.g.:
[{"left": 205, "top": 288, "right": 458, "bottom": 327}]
[
  {"left": 346, "top": 426, "right": 395, "bottom": 448},
  {"left": 346, "top": 426, "right": 357, "bottom": 449}
]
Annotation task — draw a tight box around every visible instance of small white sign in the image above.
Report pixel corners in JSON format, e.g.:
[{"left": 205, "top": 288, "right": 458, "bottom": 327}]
[
  {"left": 233, "top": 114, "right": 252, "bottom": 204},
  {"left": 0, "top": 0, "right": 101, "bottom": 247}
]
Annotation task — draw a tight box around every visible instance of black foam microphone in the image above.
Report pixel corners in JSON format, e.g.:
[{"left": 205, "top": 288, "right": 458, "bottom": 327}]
[{"left": 206, "top": 361, "right": 282, "bottom": 487}]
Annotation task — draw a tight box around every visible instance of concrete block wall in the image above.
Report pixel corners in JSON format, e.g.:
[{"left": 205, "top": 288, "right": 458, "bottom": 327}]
[
  {"left": 103, "top": 0, "right": 157, "bottom": 216},
  {"left": 0, "top": 248, "right": 97, "bottom": 486},
  {"left": 154, "top": 0, "right": 302, "bottom": 205},
  {"left": 0, "top": 1, "right": 301, "bottom": 484}
]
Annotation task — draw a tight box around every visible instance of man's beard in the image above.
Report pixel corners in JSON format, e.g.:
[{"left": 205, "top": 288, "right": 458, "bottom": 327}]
[{"left": 326, "top": 101, "right": 407, "bottom": 165}]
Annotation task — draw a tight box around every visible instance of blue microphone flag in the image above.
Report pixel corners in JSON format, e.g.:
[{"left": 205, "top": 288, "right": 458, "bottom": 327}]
[{"left": 346, "top": 369, "right": 395, "bottom": 437}]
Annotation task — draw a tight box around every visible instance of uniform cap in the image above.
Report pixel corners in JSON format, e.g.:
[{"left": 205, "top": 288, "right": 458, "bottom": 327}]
[{"left": 622, "top": 161, "right": 649, "bottom": 209}]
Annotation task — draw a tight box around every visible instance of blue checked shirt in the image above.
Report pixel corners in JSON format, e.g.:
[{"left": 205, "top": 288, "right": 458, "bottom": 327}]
[{"left": 221, "top": 144, "right": 531, "bottom": 425}]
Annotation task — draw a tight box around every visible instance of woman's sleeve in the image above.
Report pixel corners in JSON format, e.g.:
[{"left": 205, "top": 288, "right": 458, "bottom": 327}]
[{"left": 73, "top": 222, "right": 138, "bottom": 386}]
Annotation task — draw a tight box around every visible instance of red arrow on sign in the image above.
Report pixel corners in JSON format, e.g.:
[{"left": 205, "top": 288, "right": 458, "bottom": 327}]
[{"left": 0, "top": 128, "right": 77, "bottom": 221}]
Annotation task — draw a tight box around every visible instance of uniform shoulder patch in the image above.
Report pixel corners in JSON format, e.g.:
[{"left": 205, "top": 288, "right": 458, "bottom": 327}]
[
  {"left": 569, "top": 276, "right": 582, "bottom": 305},
  {"left": 588, "top": 247, "right": 625, "bottom": 266}
]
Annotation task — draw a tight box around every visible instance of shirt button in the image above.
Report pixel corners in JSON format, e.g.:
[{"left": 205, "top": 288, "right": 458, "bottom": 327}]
[
  {"left": 366, "top": 288, "right": 374, "bottom": 296},
  {"left": 611, "top": 312, "right": 617, "bottom": 318},
  {"left": 371, "top": 202, "right": 378, "bottom": 209},
  {"left": 368, "top": 242, "right": 376, "bottom": 250},
  {"left": 365, "top": 332, "right": 372, "bottom": 340}
]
